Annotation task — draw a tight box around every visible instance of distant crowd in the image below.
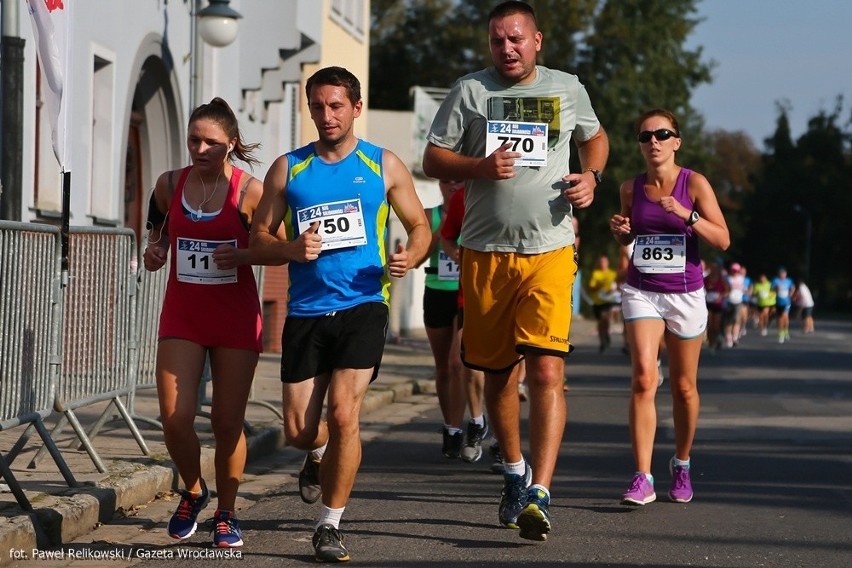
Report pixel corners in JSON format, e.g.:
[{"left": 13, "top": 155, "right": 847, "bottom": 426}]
[{"left": 587, "top": 256, "right": 816, "bottom": 354}]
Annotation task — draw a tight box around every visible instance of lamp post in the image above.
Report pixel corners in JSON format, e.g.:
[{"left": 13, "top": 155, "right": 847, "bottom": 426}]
[
  {"left": 191, "top": 0, "right": 242, "bottom": 110},
  {"left": 793, "top": 204, "right": 812, "bottom": 283},
  {"left": 1, "top": 0, "right": 24, "bottom": 220}
]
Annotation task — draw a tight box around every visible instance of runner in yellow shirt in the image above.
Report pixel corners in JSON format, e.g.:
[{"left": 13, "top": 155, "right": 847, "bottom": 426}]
[{"left": 588, "top": 254, "right": 619, "bottom": 352}]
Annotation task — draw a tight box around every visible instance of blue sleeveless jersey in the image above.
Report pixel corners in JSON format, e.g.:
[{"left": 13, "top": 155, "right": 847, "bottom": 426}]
[{"left": 284, "top": 140, "right": 390, "bottom": 316}]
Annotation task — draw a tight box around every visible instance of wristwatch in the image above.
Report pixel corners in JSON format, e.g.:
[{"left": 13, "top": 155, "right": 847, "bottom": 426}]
[
  {"left": 687, "top": 210, "right": 700, "bottom": 226},
  {"left": 585, "top": 168, "right": 603, "bottom": 185}
]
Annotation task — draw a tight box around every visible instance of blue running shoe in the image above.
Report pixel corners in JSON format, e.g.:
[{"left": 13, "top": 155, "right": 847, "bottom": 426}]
[
  {"left": 212, "top": 509, "right": 244, "bottom": 548},
  {"left": 167, "top": 480, "right": 210, "bottom": 539},
  {"left": 498, "top": 464, "right": 532, "bottom": 528},
  {"left": 518, "top": 486, "right": 551, "bottom": 541}
]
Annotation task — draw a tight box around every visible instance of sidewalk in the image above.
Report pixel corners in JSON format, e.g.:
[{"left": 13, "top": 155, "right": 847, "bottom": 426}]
[{"left": 0, "top": 317, "right": 597, "bottom": 564}]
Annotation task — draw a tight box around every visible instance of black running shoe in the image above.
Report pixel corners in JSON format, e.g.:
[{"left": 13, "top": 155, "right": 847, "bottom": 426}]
[
  {"left": 299, "top": 454, "right": 322, "bottom": 504},
  {"left": 441, "top": 428, "right": 463, "bottom": 459},
  {"left": 460, "top": 418, "right": 489, "bottom": 463},
  {"left": 498, "top": 464, "right": 532, "bottom": 528},
  {"left": 488, "top": 442, "right": 505, "bottom": 474},
  {"left": 312, "top": 523, "right": 350, "bottom": 562}
]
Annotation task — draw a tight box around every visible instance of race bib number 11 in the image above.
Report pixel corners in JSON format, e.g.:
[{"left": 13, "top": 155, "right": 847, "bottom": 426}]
[{"left": 176, "top": 238, "right": 237, "bottom": 284}]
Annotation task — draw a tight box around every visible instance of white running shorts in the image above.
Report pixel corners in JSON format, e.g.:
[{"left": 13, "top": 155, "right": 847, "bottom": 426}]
[{"left": 621, "top": 284, "right": 708, "bottom": 339}]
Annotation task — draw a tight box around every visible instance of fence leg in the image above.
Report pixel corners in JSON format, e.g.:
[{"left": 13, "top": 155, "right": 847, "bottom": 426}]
[
  {"left": 247, "top": 399, "right": 284, "bottom": 420},
  {"left": 33, "top": 419, "right": 77, "bottom": 487},
  {"left": 6, "top": 423, "right": 36, "bottom": 464},
  {"left": 79, "top": 399, "right": 151, "bottom": 456},
  {"left": 0, "top": 453, "right": 32, "bottom": 511},
  {"left": 111, "top": 397, "right": 150, "bottom": 455},
  {"left": 28, "top": 414, "right": 69, "bottom": 469},
  {"left": 64, "top": 409, "right": 108, "bottom": 473},
  {"left": 131, "top": 413, "right": 163, "bottom": 430},
  {"left": 77, "top": 402, "right": 116, "bottom": 447}
]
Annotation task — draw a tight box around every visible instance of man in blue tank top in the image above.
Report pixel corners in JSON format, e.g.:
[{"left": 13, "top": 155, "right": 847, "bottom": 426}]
[{"left": 250, "top": 66, "right": 430, "bottom": 563}]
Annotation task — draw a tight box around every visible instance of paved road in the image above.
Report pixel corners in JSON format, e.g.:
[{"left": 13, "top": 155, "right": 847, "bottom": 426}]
[{"left": 24, "top": 320, "right": 852, "bottom": 567}]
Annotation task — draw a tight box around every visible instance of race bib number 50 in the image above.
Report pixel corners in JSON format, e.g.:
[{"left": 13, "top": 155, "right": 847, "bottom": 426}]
[
  {"left": 485, "top": 120, "right": 548, "bottom": 167},
  {"left": 296, "top": 198, "right": 368, "bottom": 251},
  {"left": 633, "top": 234, "right": 686, "bottom": 274}
]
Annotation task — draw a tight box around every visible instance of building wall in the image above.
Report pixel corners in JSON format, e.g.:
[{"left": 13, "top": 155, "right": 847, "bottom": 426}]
[
  {"left": 19, "top": 1, "right": 195, "bottom": 224},
  {"left": 16, "top": 1, "right": 320, "bottom": 227},
  {"left": 299, "top": 1, "right": 370, "bottom": 146},
  {"left": 368, "top": 109, "right": 445, "bottom": 337}
]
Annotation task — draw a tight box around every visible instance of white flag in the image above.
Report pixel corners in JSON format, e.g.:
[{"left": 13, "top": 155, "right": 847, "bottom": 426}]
[{"left": 26, "top": 0, "right": 71, "bottom": 170}]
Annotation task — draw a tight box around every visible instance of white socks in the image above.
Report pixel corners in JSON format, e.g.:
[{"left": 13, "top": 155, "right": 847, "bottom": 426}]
[
  {"left": 317, "top": 505, "right": 344, "bottom": 530},
  {"left": 505, "top": 459, "right": 526, "bottom": 476},
  {"left": 311, "top": 442, "right": 327, "bottom": 461}
]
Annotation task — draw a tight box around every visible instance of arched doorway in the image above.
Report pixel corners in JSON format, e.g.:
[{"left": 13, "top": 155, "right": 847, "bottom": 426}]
[{"left": 122, "top": 45, "right": 183, "bottom": 249}]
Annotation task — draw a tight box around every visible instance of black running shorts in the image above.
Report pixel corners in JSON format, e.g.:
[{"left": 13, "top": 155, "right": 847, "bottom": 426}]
[
  {"left": 423, "top": 286, "right": 458, "bottom": 328},
  {"left": 280, "top": 302, "right": 388, "bottom": 383}
]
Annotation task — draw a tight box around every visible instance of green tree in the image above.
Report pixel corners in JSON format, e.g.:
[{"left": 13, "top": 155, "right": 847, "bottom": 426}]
[
  {"left": 705, "top": 129, "right": 760, "bottom": 262},
  {"left": 369, "top": 0, "right": 596, "bottom": 109},
  {"left": 740, "top": 109, "right": 798, "bottom": 277},
  {"left": 369, "top": 0, "right": 487, "bottom": 109},
  {"left": 744, "top": 99, "right": 852, "bottom": 309},
  {"left": 573, "top": 0, "right": 714, "bottom": 267}
]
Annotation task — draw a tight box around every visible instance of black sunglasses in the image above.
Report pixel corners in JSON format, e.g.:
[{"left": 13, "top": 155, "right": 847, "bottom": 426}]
[{"left": 637, "top": 129, "right": 679, "bottom": 143}]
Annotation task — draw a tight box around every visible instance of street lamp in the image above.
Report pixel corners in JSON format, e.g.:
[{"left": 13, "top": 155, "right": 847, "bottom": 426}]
[
  {"left": 793, "top": 204, "right": 812, "bottom": 283},
  {"left": 197, "top": 0, "right": 242, "bottom": 47},
  {"left": 191, "top": 0, "right": 242, "bottom": 109}
]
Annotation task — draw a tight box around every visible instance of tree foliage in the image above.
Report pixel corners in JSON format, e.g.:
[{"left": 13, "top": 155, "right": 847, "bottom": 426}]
[
  {"left": 370, "top": 0, "right": 486, "bottom": 108},
  {"left": 743, "top": 99, "right": 852, "bottom": 308},
  {"left": 572, "top": 0, "right": 714, "bottom": 265},
  {"left": 705, "top": 129, "right": 760, "bottom": 262},
  {"left": 369, "top": 0, "right": 595, "bottom": 108}
]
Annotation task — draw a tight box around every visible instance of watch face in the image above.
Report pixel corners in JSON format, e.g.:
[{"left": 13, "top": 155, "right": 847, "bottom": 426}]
[{"left": 690, "top": 211, "right": 699, "bottom": 224}]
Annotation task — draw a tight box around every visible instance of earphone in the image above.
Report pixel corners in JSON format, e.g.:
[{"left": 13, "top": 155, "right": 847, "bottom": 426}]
[{"left": 228, "top": 144, "right": 234, "bottom": 153}]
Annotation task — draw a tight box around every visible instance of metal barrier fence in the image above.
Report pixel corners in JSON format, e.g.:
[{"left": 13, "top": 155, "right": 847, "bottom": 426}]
[
  {"left": 0, "top": 221, "right": 76, "bottom": 510},
  {"left": 28, "top": 227, "right": 149, "bottom": 473},
  {"left": 2, "top": 221, "right": 279, "bottom": 510},
  {"left": 130, "top": 263, "right": 168, "bottom": 427}
]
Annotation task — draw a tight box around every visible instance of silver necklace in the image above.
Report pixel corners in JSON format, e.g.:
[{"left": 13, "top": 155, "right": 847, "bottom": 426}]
[{"left": 192, "top": 169, "right": 222, "bottom": 222}]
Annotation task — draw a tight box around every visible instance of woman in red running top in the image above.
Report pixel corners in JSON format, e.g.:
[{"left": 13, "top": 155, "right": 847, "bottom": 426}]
[{"left": 143, "top": 97, "right": 281, "bottom": 548}]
